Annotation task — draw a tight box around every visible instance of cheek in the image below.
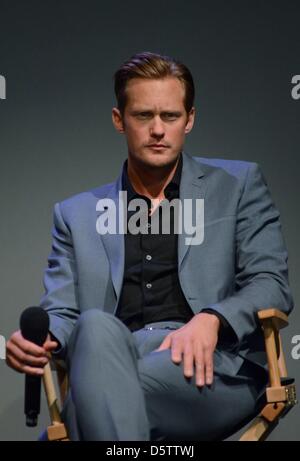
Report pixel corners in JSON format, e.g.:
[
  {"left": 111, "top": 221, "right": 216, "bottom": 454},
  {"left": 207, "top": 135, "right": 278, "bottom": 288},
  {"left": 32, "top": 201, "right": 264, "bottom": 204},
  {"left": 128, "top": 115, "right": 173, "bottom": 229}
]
[
  {"left": 169, "top": 126, "right": 186, "bottom": 142},
  {"left": 130, "top": 126, "right": 148, "bottom": 143}
]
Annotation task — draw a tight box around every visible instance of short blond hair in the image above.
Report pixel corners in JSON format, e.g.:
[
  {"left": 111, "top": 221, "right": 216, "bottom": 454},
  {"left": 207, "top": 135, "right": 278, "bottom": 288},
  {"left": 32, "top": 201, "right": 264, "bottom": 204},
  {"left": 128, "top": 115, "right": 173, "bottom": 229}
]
[{"left": 114, "top": 51, "right": 195, "bottom": 115}]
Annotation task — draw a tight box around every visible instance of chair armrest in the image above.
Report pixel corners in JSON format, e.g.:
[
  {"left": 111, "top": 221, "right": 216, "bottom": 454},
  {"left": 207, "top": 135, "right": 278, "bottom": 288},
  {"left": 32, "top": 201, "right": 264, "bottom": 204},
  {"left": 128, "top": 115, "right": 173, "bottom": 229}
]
[
  {"left": 257, "top": 308, "right": 289, "bottom": 392},
  {"left": 239, "top": 309, "right": 296, "bottom": 440},
  {"left": 258, "top": 308, "right": 289, "bottom": 330},
  {"left": 43, "top": 361, "right": 69, "bottom": 441},
  {"left": 43, "top": 363, "right": 62, "bottom": 424}
]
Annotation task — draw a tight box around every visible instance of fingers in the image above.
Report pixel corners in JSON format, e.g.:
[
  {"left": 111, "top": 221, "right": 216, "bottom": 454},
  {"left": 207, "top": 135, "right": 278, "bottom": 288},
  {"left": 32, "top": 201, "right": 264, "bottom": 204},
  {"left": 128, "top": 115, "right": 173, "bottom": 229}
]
[
  {"left": 10, "top": 331, "right": 47, "bottom": 357},
  {"left": 6, "top": 353, "right": 45, "bottom": 376},
  {"left": 203, "top": 347, "right": 214, "bottom": 385},
  {"left": 43, "top": 333, "right": 58, "bottom": 350},
  {"left": 44, "top": 340, "right": 58, "bottom": 351},
  {"left": 170, "top": 336, "right": 183, "bottom": 364},
  {"left": 172, "top": 340, "right": 214, "bottom": 388},
  {"left": 194, "top": 346, "right": 214, "bottom": 387},
  {"left": 8, "top": 340, "right": 48, "bottom": 365},
  {"left": 181, "top": 343, "right": 194, "bottom": 378},
  {"left": 43, "top": 338, "right": 59, "bottom": 359},
  {"left": 156, "top": 330, "right": 216, "bottom": 388},
  {"left": 194, "top": 346, "right": 205, "bottom": 387},
  {"left": 6, "top": 330, "right": 52, "bottom": 376},
  {"left": 156, "top": 334, "right": 172, "bottom": 352}
]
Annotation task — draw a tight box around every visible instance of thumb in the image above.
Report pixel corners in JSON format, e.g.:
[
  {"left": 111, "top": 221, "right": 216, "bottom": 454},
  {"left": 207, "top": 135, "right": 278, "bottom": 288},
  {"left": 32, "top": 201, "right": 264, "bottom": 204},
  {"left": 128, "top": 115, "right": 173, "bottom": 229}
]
[
  {"left": 43, "top": 341, "right": 58, "bottom": 360},
  {"left": 155, "top": 334, "right": 172, "bottom": 352},
  {"left": 44, "top": 340, "right": 58, "bottom": 350},
  {"left": 43, "top": 336, "right": 58, "bottom": 351}
]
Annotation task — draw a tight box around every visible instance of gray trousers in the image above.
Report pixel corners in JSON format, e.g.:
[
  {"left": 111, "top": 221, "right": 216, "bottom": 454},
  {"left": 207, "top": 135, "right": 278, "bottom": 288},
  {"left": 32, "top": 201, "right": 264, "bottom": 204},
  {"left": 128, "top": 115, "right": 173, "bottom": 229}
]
[{"left": 61, "top": 309, "right": 267, "bottom": 441}]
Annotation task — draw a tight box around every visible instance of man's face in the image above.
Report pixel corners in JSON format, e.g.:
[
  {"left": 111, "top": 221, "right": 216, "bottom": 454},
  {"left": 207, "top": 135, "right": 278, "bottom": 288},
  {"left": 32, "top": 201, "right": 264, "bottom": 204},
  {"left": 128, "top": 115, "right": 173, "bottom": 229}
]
[{"left": 112, "top": 77, "right": 195, "bottom": 170}]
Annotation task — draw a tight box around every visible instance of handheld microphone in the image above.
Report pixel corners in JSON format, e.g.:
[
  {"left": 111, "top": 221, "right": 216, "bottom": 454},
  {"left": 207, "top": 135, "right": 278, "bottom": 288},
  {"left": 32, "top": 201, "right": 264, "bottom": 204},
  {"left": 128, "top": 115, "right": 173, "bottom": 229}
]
[{"left": 20, "top": 307, "right": 49, "bottom": 427}]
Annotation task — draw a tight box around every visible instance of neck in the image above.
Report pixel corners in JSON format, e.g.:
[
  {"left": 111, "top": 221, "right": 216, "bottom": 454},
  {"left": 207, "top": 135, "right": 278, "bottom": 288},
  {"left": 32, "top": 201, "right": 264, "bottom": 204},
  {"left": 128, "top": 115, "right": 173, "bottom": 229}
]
[{"left": 127, "top": 155, "right": 180, "bottom": 200}]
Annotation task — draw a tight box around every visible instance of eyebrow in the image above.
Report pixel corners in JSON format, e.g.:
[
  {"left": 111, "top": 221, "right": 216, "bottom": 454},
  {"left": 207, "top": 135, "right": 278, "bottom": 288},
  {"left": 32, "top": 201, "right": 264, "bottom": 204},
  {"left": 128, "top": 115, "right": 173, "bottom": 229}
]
[{"left": 131, "top": 110, "right": 183, "bottom": 116}]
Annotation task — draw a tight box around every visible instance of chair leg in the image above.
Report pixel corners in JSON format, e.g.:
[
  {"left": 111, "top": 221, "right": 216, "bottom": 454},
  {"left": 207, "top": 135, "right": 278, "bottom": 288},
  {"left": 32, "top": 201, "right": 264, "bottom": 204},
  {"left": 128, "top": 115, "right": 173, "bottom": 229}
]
[
  {"left": 43, "top": 362, "right": 69, "bottom": 441},
  {"left": 47, "top": 422, "right": 69, "bottom": 441},
  {"left": 239, "top": 402, "right": 285, "bottom": 441}
]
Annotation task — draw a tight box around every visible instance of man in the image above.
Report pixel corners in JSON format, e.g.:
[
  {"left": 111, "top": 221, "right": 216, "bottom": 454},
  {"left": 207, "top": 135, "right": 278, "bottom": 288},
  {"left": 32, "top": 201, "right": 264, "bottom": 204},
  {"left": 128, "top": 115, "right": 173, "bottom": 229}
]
[{"left": 6, "top": 52, "right": 293, "bottom": 441}]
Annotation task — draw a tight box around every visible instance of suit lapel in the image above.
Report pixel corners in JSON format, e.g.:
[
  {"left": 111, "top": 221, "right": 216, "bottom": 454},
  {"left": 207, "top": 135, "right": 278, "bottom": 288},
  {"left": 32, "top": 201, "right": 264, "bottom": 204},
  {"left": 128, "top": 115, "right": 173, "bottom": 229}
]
[
  {"left": 178, "top": 152, "right": 207, "bottom": 270},
  {"left": 99, "top": 152, "right": 208, "bottom": 300},
  {"left": 99, "top": 172, "right": 125, "bottom": 302}
]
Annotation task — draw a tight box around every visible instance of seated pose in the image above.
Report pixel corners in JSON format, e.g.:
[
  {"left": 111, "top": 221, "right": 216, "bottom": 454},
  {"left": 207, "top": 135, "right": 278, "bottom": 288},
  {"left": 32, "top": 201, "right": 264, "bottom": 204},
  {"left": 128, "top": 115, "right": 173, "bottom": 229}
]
[{"left": 6, "top": 51, "right": 294, "bottom": 441}]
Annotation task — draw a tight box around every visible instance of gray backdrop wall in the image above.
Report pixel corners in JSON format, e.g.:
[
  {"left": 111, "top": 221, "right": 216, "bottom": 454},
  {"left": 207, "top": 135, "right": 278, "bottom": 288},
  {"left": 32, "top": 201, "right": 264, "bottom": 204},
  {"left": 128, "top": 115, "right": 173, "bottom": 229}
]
[{"left": 0, "top": 0, "right": 299, "bottom": 440}]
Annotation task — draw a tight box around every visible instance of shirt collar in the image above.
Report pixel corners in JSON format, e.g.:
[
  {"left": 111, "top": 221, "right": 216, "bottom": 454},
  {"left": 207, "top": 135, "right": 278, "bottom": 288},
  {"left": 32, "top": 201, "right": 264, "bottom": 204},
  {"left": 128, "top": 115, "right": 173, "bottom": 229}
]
[{"left": 122, "top": 152, "right": 182, "bottom": 202}]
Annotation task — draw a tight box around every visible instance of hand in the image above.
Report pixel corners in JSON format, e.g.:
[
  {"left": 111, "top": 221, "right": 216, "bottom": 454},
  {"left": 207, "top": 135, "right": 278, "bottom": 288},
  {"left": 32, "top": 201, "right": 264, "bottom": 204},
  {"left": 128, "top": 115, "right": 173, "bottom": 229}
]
[
  {"left": 154, "top": 313, "right": 220, "bottom": 387},
  {"left": 6, "top": 330, "right": 58, "bottom": 376}
]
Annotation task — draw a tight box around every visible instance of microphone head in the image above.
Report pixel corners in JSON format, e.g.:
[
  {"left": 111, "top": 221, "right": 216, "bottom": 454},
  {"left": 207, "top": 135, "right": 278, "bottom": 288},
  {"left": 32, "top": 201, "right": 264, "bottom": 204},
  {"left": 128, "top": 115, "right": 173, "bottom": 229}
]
[{"left": 20, "top": 307, "right": 49, "bottom": 346}]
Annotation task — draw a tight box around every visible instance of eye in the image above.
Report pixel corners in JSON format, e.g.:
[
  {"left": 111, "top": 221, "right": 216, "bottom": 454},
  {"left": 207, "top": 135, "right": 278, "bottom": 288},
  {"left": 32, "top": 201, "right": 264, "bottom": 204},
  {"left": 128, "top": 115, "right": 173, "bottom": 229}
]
[
  {"left": 162, "top": 113, "right": 179, "bottom": 121},
  {"left": 136, "top": 112, "right": 152, "bottom": 120}
]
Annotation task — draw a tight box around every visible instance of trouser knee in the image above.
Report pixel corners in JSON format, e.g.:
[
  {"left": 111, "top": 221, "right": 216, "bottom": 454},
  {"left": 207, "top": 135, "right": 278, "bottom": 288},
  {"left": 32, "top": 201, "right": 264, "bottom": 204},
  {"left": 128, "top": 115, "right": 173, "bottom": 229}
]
[{"left": 67, "top": 308, "right": 137, "bottom": 360}]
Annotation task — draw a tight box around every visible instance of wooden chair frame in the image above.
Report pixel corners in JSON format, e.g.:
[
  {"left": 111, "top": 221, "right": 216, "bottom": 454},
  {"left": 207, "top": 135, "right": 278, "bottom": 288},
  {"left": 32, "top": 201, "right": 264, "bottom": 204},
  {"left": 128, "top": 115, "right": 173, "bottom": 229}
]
[
  {"left": 239, "top": 309, "right": 297, "bottom": 440},
  {"left": 43, "top": 357, "right": 69, "bottom": 441},
  {"left": 42, "top": 308, "right": 297, "bottom": 441}
]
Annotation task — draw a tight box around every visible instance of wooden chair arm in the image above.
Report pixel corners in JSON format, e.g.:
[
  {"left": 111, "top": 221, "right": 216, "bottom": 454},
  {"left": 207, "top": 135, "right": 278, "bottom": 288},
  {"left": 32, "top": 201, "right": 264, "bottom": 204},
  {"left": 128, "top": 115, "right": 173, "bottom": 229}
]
[
  {"left": 257, "top": 308, "right": 288, "bottom": 390},
  {"left": 43, "top": 360, "right": 69, "bottom": 441},
  {"left": 239, "top": 309, "right": 296, "bottom": 441},
  {"left": 258, "top": 308, "right": 288, "bottom": 330},
  {"left": 43, "top": 362, "right": 62, "bottom": 424}
]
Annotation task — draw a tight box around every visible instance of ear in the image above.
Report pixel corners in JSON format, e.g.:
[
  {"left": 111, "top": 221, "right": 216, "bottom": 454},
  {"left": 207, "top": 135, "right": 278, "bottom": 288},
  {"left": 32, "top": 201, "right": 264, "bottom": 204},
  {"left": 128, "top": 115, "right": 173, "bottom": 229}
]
[
  {"left": 184, "top": 107, "right": 195, "bottom": 134},
  {"left": 112, "top": 107, "right": 125, "bottom": 133}
]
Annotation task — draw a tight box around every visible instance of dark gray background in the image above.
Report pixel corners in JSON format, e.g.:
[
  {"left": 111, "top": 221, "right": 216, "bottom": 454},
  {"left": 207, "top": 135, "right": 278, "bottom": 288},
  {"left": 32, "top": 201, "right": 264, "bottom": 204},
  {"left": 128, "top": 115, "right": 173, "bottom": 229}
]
[{"left": 0, "top": 0, "right": 299, "bottom": 441}]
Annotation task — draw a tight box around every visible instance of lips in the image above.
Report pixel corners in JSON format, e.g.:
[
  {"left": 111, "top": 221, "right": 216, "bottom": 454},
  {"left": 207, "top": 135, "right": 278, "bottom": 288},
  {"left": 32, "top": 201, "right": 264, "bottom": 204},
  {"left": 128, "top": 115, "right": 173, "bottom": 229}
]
[{"left": 148, "top": 144, "right": 168, "bottom": 148}]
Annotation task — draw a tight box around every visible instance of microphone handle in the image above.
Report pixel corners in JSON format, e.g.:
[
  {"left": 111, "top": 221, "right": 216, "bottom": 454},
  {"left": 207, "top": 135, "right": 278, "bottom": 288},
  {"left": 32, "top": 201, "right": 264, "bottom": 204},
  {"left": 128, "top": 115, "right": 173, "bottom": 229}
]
[
  {"left": 25, "top": 375, "right": 42, "bottom": 427},
  {"left": 20, "top": 307, "right": 50, "bottom": 427}
]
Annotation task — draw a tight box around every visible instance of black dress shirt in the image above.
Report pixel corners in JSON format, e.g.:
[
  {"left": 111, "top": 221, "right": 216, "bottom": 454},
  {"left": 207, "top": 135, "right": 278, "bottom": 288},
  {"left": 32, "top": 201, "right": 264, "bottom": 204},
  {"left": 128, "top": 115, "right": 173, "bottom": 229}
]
[
  {"left": 115, "top": 153, "right": 195, "bottom": 332},
  {"left": 115, "top": 153, "right": 235, "bottom": 345}
]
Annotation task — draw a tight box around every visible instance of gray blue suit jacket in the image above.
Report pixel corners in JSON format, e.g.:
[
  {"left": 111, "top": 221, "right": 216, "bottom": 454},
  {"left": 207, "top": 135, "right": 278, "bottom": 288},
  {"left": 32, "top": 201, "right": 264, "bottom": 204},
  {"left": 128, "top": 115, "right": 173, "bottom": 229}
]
[{"left": 40, "top": 152, "right": 294, "bottom": 374}]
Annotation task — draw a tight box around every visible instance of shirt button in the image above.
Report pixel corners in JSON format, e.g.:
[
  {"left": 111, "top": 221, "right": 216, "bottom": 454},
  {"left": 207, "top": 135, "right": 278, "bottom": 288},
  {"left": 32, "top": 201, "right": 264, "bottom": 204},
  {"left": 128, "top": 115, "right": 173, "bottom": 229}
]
[
  {"left": 146, "top": 254, "right": 152, "bottom": 261},
  {"left": 146, "top": 283, "right": 152, "bottom": 289},
  {"left": 147, "top": 223, "right": 151, "bottom": 228}
]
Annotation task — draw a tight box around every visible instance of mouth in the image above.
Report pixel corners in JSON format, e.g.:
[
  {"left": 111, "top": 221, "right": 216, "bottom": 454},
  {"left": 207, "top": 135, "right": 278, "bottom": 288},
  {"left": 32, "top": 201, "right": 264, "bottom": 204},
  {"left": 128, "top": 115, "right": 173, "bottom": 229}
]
[{"left": 147, "top": 144, "right": 169, "bottom": 150}]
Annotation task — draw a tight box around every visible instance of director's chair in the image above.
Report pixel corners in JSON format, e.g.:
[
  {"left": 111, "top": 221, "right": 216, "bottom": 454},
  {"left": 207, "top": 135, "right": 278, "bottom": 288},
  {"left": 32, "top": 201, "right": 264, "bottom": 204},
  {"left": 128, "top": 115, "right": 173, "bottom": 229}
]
[{"left": 42, "top": 308, "right": 297, "bottom": 441}]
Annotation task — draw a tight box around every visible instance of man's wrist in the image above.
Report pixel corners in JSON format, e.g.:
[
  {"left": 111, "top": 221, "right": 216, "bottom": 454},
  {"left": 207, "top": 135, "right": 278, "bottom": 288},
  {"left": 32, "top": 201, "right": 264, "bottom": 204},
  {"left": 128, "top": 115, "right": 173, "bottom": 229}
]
[
  {"left": 200, "top": 309, "right": 227, "bottom": 329},
  {"left": 196, "top": 311, "right": 221, "bottom": 331},
  {"left": 199, "top": 309, "right": 239, "bottom": 348}
]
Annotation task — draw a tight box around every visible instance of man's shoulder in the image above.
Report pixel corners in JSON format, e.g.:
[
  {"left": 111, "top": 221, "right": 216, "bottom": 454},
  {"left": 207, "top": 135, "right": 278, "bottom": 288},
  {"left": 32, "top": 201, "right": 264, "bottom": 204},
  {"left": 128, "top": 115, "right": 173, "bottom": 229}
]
[
  {"left": 190, "top": 154, "right": 256, "bottom": 178},
  {"left": 55, "top": 181, "right": 117, "bottom": 215}
]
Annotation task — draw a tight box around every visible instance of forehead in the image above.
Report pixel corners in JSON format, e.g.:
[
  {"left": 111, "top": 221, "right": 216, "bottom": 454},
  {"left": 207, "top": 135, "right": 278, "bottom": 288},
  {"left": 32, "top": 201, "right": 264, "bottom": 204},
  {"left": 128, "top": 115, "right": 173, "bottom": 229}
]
[{"left": 125, "top": 77, "right": 185, "bottom": 109}]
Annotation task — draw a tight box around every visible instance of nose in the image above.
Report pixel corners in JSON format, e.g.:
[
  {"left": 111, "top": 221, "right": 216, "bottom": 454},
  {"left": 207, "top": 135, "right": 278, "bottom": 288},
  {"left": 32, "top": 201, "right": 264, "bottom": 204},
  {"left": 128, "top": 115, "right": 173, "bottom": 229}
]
[{"left": 149, "top": 116, "right": 165, "bottom": 139}]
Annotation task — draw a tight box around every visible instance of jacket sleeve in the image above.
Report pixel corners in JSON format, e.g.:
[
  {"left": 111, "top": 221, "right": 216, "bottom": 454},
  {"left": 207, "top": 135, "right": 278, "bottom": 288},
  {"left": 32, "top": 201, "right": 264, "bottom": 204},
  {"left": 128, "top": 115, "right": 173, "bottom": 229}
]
[
  {"left": 39, "top": 202, "right": 80, "bottom": 357},
  {"left": 201, "top": 162, "right": 294, "bottom": 349}
]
